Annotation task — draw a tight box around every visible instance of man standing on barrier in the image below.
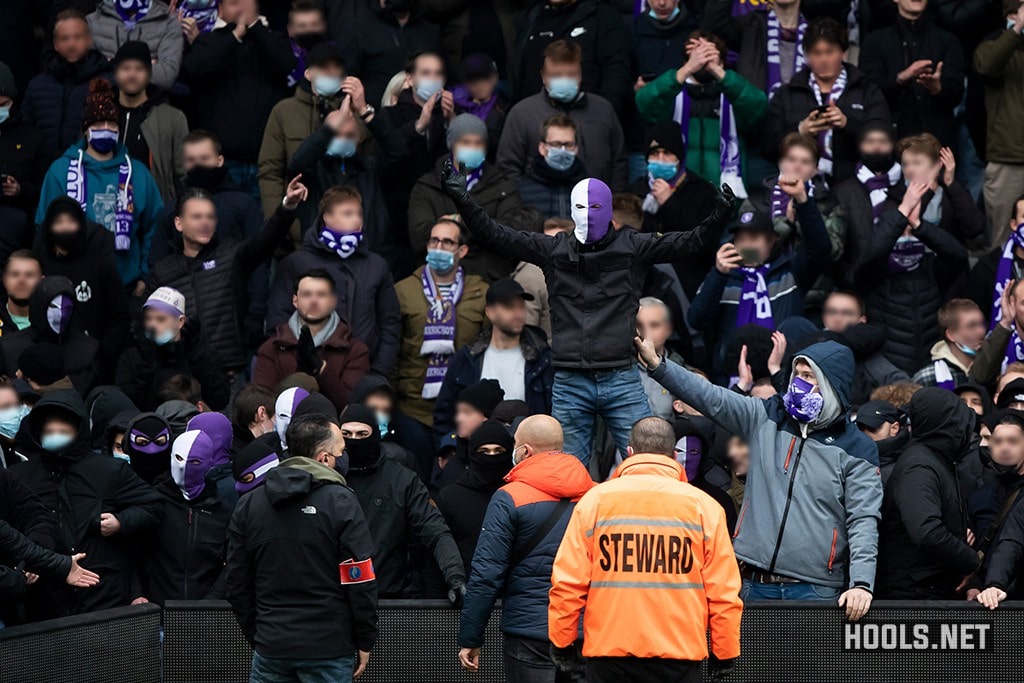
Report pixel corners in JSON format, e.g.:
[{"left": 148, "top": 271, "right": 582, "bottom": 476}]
[
  {"left": 635, "top": 336, "right": 881, "bottom": 619},
  {"left": 548, "top": 416, "right": 742, "bottom": 683},
  {"left": 441, "top": 158, "right": 735, "bottom": 464},
  {"left": 457, "top": 414, "right": 594, "bottom": 681},
  {"left": 224, "top": 413, "right": 377, "bottom": 683}
]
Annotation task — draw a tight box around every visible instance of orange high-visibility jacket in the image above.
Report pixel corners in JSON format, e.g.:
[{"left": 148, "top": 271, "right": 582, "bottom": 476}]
[{"left": 548, "top": 453, "right": 742, "bottom": 661}]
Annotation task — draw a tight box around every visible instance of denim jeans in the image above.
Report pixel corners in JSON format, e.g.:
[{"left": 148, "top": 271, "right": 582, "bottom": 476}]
[
  {"left": 249, "top": 652, "right": 355, "bottom": 683},
  {"left": 224, "top": 159, "right": 261, "bottom": 203},
  {"left": 504, "top": 636, "right": 586, "bottom": 683},
  {"left": 552, "top": 366, "right": 652, "bottom": 465},
  {"left": 740, "top": 578, "right": 842, "bottom": 601}
]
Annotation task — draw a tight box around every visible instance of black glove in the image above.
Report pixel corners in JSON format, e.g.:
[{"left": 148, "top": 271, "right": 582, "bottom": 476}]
[
  {"left": 708, "top": 654, "right": 738, "bottom": 681},
  {"left": 295, "top": 325, "right": 321, "bottom": 376},
  {"left": 549, "top": 642, "right": 586, "bottom": 675},
  {"left": 710, "top": 183, "right": 738, "bottom": 223},
  {"left": 441, "top": 158, "right": 471, "bottom": 205},
  {"left": 447, "top": 580, "right": 466, "bottom": 608}
]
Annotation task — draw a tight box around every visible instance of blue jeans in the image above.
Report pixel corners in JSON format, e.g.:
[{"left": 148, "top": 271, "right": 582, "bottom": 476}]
[
  {"left": 225, "top": 159, "right": 261, "bottom": 203},
  {"left": 740, "top": 578, "right": 842, "bottom": 601},
  {"left": 249, "top": 652, "right": 355, "bottom": 683},
  {"left": 552, "top": 367, "right": 652, "bottom": 465}
]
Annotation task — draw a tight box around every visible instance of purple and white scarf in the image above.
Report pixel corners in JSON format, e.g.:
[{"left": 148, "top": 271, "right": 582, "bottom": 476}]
[
  {"left": 287, "top": 40, "right": 307, "bottom": 89},
  {"left": 766, "top": 10, "right": 807, "bottom": 98},
  {"left": 452, "top": 86, "right": 498, "bottom": 124},
  {"left": 420, "top": 266, "right": 465, "bottom": 399},
  {"left": 856, "top": 162, "right": 902, "bottom": 226},
  {"left": 66, "top": 149, "right": 134, "bottom": 251},
  {"left": 466, "top": 167, "right": 483, "bottom": 192},
  {"left": 769, "top": 178, "right": 814, "bottom": 219},
  {"left": 933, "top": 360, "right": 956, "bottom": 391},
  {"left": 114, "top": 0, "right": 151, "bottom": 30},
  {"left": 887, "top": 235, "right": 925, "bottom": 273},
  {"left": 736, "top": 264, "right": 774, "bottom": 330},
  {"left": 809, "top": 68, "right": 848, "bottom": 177},
  {"left": 180, "top": 0, "right": 219, "bottom": 36},
  {"left": 991, "top": 223, "right": 1024, "bottom": 370},
  {"left": 673, "top": 86, "right": 748, "bottom": 198},
  {"left": 319, "top": 226, "right": 362, "bottom": 259},
  {"left": 731, "top": 0, "right": 762, "bottom": 17}
]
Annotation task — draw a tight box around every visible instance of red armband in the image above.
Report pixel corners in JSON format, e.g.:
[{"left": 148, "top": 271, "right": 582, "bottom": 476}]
[{"left": 339, "top": 558, "right": 376, "bottom": 585}]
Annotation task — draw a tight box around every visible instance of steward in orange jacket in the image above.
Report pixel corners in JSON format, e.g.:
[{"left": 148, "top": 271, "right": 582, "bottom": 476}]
[{"left": 548, "top": 417, "right": 742, "bottom": 683}]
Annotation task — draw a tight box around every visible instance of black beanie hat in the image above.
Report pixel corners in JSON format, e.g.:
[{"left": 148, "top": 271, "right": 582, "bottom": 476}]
[
  {"left": 645, "top": 120, "right": 688, "bottom": 162},
  {"left": 339, "top": 404, "right": 378, "bottom": 430},
  {"left": 18, "top": 343, "right": 65, "bottom": 385},
  {"left": 468, "top": 419, "right": 514, "bottom": 454},
  {"left": 457, "top": 379, "right": 505, "bottom": 418},
  {"left": 291, "top": 392, "right": 339, "bottom": 424},
  {"left": 113, "top": 40, "right": 153, "bottom": 70},
  {"left": 858, "top": 118, "right": 895, "bottom": 144}
]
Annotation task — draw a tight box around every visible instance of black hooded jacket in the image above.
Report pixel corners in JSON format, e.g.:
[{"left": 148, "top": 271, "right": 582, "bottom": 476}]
[
  {"left": 0, "top": 275, "right": 101, "bottom": 394},
  {"left": 9, "top": 390, "right": 161, "bottom": 615},
  {"left": 877, "top": 389, "right": 982, "bottom": 598},
  {"left": 34, "top": 196, "right": 130, "bottom": 381},
  {"left": 877, "top": 429, "right": 911, "bottom": 486}
]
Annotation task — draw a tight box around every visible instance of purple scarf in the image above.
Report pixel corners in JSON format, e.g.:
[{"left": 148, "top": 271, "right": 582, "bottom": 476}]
[
  {"left": 452, "top": 85, "right": 498, "bottom": 124},
  {"left": 66, "top": 149, "right": 134, "bottom": 251},
  {"left": 420, "top": 266, "right": 464, "bottom": 399},
  {"left": 766, "top": 10, "right": 807, "bottom": 97},
  {"left": 114, "top": 0, "right": 151, "bottom": 29},
  {"left": 731, "top": 0, "right": 762, "bottom": 16},
  {"left": 990, "top": 224, "right": 1024, "bottom": 330},
  {"left": 933, "top": 360, "right": 957, "bottom": 391},
  {"left": 287, "top": 40, "right": 306, "bottom": 89},
  {"left": 180, "top": 0, "right": 219, "bottom": 35},
  {"left": 887, "top": 236, "right": 925, "bottom": 273},
  {"left": 809, "top": 68, "right": 848, "bottom": 177},
  {"left": 1004, "top": 330, "right": 1024, "bottom": 371},
  {"left": 769, "top": 178, "right": 814, "bottom": 219},
  {"left": 736, "top": 264, "right": 774, "bottom": 330},
  {"left": 673, "top": 85, "right": 748, "bottom": 198},
  {"left": 856, "top": 162, "right": 901, "bottom": 226}
]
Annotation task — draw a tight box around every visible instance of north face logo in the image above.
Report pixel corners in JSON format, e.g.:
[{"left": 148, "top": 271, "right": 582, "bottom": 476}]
[
  {"left": 75, "top": 280, "right": 92, "bottom": 303},
  {"left": 301, "top": 506, "right": 317, "bottom": 515}
]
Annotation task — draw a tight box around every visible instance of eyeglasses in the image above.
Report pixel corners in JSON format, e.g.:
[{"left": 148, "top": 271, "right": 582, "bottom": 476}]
[
  {"left": 427, "top": 237, "right": 461, "bottom": 250},
  {"left": 543, "top": 141, "right": 577, "bottom": 151}
]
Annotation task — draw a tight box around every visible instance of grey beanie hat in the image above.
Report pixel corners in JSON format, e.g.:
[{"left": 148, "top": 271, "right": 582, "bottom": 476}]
[{"left": 446, "top": 113, "right": 488, "bottom": 150}]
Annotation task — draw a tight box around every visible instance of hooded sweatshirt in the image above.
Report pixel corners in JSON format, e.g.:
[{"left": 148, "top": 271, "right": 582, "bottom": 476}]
[
  {"left": 35, "top": 139, "right": 164, "bottom": 286},
  {"left": 648, "top": 340, "right": 882, "bottom": 590}
]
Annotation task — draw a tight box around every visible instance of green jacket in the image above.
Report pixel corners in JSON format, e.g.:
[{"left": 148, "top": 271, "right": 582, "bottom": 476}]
[
  {"left": 394, "top": 266, "right": 488, "bottom": 427},
  {"left": 974, "top": 28, "right": 1024, "bottom": 163},
  {"left": 634, "top": 69, "right": 767, "bottom": 185},
  {"left": 140, "top": 102, "right": 188, "bottom": 206}
]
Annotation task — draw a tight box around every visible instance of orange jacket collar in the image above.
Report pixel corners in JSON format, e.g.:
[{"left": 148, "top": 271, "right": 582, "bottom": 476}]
[{"left": 612, "top": 453, "right": 687, "bottom": 483}]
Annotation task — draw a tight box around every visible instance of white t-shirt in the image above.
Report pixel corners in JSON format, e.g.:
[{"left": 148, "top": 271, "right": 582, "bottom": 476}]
[{"left": 481, "top": 346, "right": 526, "bottom": 401}]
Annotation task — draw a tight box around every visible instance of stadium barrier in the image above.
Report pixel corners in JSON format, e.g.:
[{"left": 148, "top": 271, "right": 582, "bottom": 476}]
[{"left": 0, "top": 600, "right": 1020, "bottom": 682}]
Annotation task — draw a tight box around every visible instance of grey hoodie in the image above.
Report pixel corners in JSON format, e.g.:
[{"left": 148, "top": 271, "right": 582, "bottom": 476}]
[{"left": 88, "top": 1, "right": 184, "bottom": 90}]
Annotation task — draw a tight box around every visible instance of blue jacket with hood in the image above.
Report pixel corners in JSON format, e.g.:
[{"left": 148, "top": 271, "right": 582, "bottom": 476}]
[
  {"left": 649, "top": 340, "right": 882, "bottom": 590},
  {"left": 36, "top": 140, "right": 163, "bottom": 287}
]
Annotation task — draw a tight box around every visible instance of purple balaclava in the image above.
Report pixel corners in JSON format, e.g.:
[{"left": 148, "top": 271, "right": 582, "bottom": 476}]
[
  {"left": 185, "top": 412, "right": 232, "bottom": 467},
  {"left": 570, "top": 178, "right": 613, "bottom": 244},
  {"left": 47, "top": 294, "right": 74, "bottom": 335},
  {"left": 275, "top": 387, "right": 310, "bottom": 449},
  {"left": 233, "top": 441, "right": 280, "bottom": 495},
  {"left": 783, "top": 376, "right": 825, "bottom": 423},
  {"left": 171, "top": 429, "right": 216, "bottom": 501},
  {"left": 673, "top": 435, "right": 704, "bottom": 483},
  {"left": 124, "top": 413, "right": 173, "bottom": 484}
]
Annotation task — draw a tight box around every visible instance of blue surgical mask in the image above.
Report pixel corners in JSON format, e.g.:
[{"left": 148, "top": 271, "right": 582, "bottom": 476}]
[
  {"left": 649, "top": 7, "right": 681, "bottom": 21},
  {"left": 113, "top": 450, "right": 131, "bottom": 463},
  {"left": 327, "top": 137, "right": 357, "bottom": 158},
  {"left": 0, "top": 105, "right": 10, "bottom": 126},
  {"left": 414, "top": 78, "right": 444, "bottom": 102},
  {"left": 648, "top": 160, "right": 679, "bottom": 181},
  {"left": 1009, "top": 18, "right": 1018, "bottom": 30},
  {"left": 956, "top": 342, "right": 979, "bottom": 358},
  {"left": 454, "top": 147, "right": 485, "bottom": 170},
  {"left": 41, "top": 432, "right": 74, "bottom": 452},
  {"left": 146, "top": 327, "right": 176, "bottom": 346},
  {"left": 0, "top": 405, "right": 28, "bottom": 440},
  {"left": 88, "top": 128, "right": 118, "bottom": 154},
  {"left": 426, "top": 248, "right": 456, "bottom": 275},
  {"left": 545, "top": 146, "right": 576, "bottom": 172},
  {"left": 376, "top": 411, "right": 390, "bottom": 438},
  {"left": 546, "top": 77, "right": 580, "bottom": 103},
  {"left": 313, "top": 74, "right": 342, "bottom": 97}
]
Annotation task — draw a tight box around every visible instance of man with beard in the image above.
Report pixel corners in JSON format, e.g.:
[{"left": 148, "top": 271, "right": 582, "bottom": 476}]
[
  {"left": 0, "top": 251, "right": 42, "bottom": 337},
  {"left": 112, "top": 41, "right": 188, "bottom": 204},
  {"left": 255, "top": 269, "right": 370, "bottom": 411},
  {"left": 338, "top": 404, "right": 466, "bottom": 600}
]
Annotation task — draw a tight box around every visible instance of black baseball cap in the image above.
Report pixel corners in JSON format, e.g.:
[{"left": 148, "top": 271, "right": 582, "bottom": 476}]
[
  {"left": 461, "top": 53, "right": 498, "bottom": 81},
  {"left": 486, "top": 277, "right": 535, "bottom": 305},
  {"left": 998, "top": 378, "right": 1024, "bottom": 409},
  {"left": 855, "top": 400, "right": 903, "bottom": 431},
  {"left": 731, "top": 208, "right": 773, "bottom": 236}
]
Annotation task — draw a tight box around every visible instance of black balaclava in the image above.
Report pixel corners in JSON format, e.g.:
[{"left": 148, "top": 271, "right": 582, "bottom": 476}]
[
  {"left": 464, "top": 419, "right": 515, "bottom": 491},
  {"left": 124, "top": 413, "right": 173, "bottom": 484},
  {"left": 340, "top": 404, "right": 381, "bottom": 471}
]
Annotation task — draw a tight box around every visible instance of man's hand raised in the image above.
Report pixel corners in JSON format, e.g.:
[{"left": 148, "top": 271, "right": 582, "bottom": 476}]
[{"left": 441, "top": 158, "right": 470, "bottom": 204}]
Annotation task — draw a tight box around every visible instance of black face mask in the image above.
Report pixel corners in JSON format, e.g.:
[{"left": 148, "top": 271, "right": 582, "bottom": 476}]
[
  {"left": 692, "top": 70, "right": 717, "bottom": 85},
  {"left": 345, "top": 434, "right": 381, "bottom": 470},
  {"left": 293, "top": 32, "right": 327, "bottom": 50},
  {"left": 185, "top": 165, "right": 228, "bottom": 192},
  {"left": 9, "top": 295, "right": 29, "bottom": 307},
  {"left": 467, "top": 450, "right": 513, "bottom": 490},
  {"left": 50, "top": 230, "right": 81, "bottom": 249},
  {"left": 860, "top": 152, "right": 894, "bottom": 175}
]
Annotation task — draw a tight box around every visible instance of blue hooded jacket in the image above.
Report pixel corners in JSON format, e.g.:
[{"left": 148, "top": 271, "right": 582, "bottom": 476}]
[
  {"left": 650, "top": 340, "right": 883, "bottom": 590},
  {"left": 36, "top": 140, "right": 163, "bottom": 286}
]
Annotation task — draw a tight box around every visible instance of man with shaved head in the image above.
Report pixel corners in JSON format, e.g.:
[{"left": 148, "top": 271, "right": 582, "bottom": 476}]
[{"left": 457, "top": 415, "right": 594, "bottom": 679}]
